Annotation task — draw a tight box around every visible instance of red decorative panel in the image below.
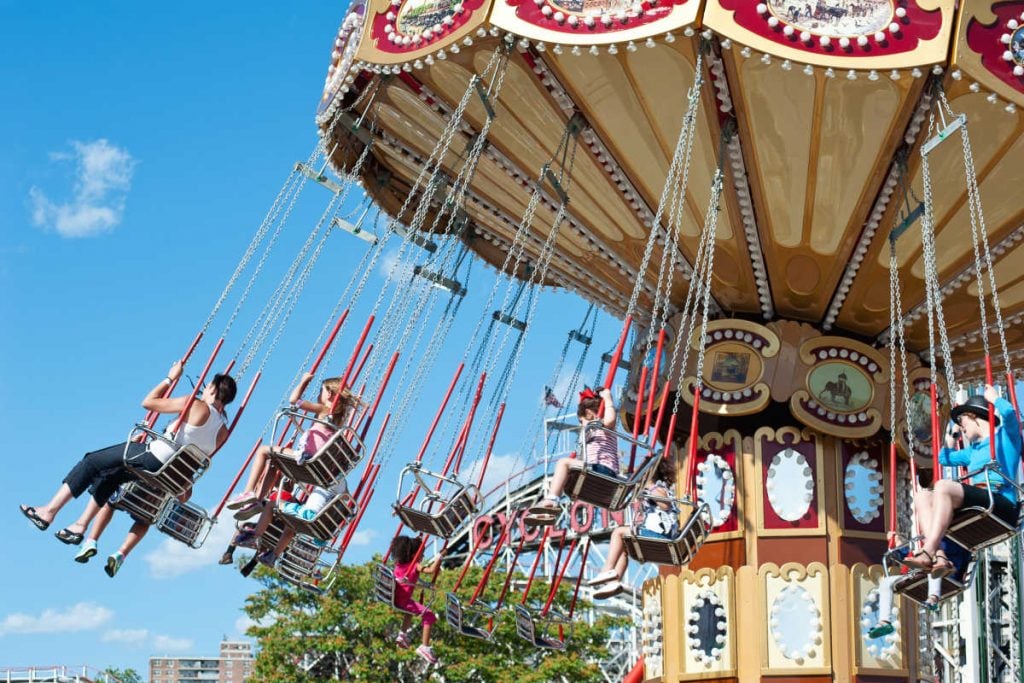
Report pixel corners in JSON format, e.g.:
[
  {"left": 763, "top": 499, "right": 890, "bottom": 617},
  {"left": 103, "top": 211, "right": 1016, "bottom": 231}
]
[
  {"left": 693, "top": 441, "right": 740, "bottom": 535},
  {"left": 839, "top": 441, "right": 887, "bottom": 533},
  {"left": 759, "top": 433, "right": 823, "bottom": 531},
  {"left": 502, "top": 0, "right": 690, "bottom": 36},
  {"left": 966, "top": 1, "right": 1024, "bottom": 93}
]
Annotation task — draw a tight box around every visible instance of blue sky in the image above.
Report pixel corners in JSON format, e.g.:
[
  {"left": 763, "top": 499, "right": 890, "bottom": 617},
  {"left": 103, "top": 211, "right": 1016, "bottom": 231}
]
[{"left": 0, "top": 2, "right": 621, "bottom": 674}]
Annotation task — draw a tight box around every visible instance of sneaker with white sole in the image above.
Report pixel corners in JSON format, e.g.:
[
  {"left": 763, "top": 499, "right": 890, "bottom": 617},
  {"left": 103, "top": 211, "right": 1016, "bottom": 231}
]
[
  {"left": 416, "top": 645, "right": 438, "bottom": 664},
  {"left": 593, "top": 581, "right": 626, "bottom": 600},
  {"left": 588, "top": 569, "right": 618, "bottom": 586},
  {"left": 75, "top": 539, "right": 98, "bottom": 564},
  {"left": 233, "top": 501, "right": 265, "bottom": 521},
  {"left": 105, "top": 552, "right": 124, "bottom": 578},
  {"left": 396, "top": 631, "right": 410, "bottom": 649},
  {"left": 226, "top": 491, "right": 257, "bottom": 510}
]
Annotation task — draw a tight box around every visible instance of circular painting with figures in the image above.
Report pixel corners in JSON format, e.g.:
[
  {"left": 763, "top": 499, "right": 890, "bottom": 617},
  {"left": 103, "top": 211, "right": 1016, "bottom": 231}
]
[
  {"left": 767, "top": 0, "right": 894, "bottom": 38},
  {"left": 1012, "top": 25, "right": 1024, "bottom": 67},
  {"left": 807, "top": 361, "right": 873, "bottom": 413}
]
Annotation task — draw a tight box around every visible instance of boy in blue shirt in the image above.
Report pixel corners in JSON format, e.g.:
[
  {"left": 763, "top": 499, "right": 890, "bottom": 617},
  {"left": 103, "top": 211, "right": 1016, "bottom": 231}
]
[{"left": 906, "top": 385, "right": 1022, "bottom": 574}]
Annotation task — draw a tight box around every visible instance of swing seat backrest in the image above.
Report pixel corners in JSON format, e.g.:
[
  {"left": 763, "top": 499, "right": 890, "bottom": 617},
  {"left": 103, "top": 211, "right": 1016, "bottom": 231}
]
[
  {"left": 373, "top": 563, "right": 435, "bottom": 615},
  {"left": 258, "top": 518, "right": 289, "bottom": 555},
  {"left": 445, "top": 593, "right": 495, "bottom": 640},
  {"left": 278, "top": 536, "right": 326, "bottom": 579},
  {"left": 270, "top": 427, "right": 364, "bottom": 489},
  {"left": 623, "top": 499, "right": 712, "bottom": 566},
  {"left": 513, "top": 605, "right": 566, "bottom": 650},
  {"left": 280, "top": 493, "right": 357, "bottom": 542},
  {"left": 393, "top": 485, "right": 481, "bottom": 539},
  {"left": 156, "top": 499, "right": 213, "bottom": 549},
  {"left": 111, "top": 481, "right": 172, "bottom": 525},
  {"left": 564, "top": 453, "right": 659, "bottom": 511},
  {"left": 133, "top": 444, "right": 211, "bottom": 498}
]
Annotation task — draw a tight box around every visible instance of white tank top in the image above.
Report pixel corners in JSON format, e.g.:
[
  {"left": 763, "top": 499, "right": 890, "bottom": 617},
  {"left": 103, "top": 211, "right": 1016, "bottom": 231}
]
[{"left": 151, "top": 405, "right": 227, "bottom": 464}]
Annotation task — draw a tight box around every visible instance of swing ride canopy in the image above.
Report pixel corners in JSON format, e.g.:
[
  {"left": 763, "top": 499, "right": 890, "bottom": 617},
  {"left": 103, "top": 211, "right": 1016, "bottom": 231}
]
[{"left": 316, "top": 0, "right": 1024, "bottom": 384}]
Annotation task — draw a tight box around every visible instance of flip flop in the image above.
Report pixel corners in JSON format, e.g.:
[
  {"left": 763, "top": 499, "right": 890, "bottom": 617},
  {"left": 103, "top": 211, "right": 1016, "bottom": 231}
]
[
  {"left": 55, "top": 528, "right": 84, "bottom": 545},
  {"left": 20, "top": 505, "right": 50, "bottom": 531},
  {"left": 528, "top": 500, "right": 560, "bottom": 516},
  {"left": 902, "top": 548, "right": 935, "bottom": 571}
]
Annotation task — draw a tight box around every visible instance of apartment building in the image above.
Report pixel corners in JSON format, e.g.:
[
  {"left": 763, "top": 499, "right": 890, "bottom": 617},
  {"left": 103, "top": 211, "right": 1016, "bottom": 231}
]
[{"left": 149, "top": 639, "right": 254, "bottom": 683}]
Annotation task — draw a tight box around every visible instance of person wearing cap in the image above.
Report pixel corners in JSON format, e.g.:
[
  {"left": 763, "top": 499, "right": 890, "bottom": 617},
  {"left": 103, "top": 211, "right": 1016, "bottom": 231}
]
[
  {"left": 906, "top": 384, "right": 1021, "bottom": 575},
  {"left": 20, "top": 361, "right": 237, "bottom": 556}
]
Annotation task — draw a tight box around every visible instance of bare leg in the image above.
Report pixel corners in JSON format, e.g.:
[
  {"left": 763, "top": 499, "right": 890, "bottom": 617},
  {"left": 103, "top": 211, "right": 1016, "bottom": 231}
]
[
  {"left": 421, "top": 620, "right": 432, "bottom": 646},
  {"left": 33, "top": 484, "right": 75, "bottom": 525},
  {"left": 252, "top": 498, "right": 277, "bottom": 539},
  {"left": 87, "top": 505, "right": 116, "bottom": 542},
  {"left": 922, "top": 480, "right": 964, "bottom": 556},
  {"left": 601, "top": 527, "right": 629, "bottom": 577},
  {"left": 118, "top": 521, "right": 150, "bottom": 558},
  {"left": 243, "top": 446, "right": 272, "bottom": 494},
  {"left": 914, "top": 489, "right": 933, "bottom": 538},
  {"left": 401, "top": 614, "right": 412, "bottom": 632},
  {"left": 257, "top": 466, "right": 284, "bottom": 500},
  {"left": 65, "top": 498, "right": 104, "bottom": 534},
  {"left": 273, "top": 528, "right": 296, "bottom": 556},
  {"left": 545, "top": 459, "right": 583, "bottom": 500}
]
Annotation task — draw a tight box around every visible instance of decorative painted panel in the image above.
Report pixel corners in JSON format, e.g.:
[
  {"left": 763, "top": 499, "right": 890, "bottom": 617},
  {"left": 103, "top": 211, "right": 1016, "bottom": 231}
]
[
  {"left": 679, "top": 567, "right": 737, "bottom": 677},
  {"left": 851, "top": 563, "right": 908, "bottom": 675},
  {"left": 690, "top": 431, "right": 745, "bottom": 539},
  {"left": 488, "top": 0, "right": 701, "bottom": 45},
  {"left": 839, "top": 441, "right": 888, "bottom": 535},
  {"left": 759, "top": 562, "right": 832, "bottom": 675},
  {"left": 790, "top": 336, "right": 888, "bottom": 438},
  {"left": 754, "top": 427, "right": 826, "bottom": 535},
  {"left": 356, "top": 0, "right": 492, "bottom": 64}
]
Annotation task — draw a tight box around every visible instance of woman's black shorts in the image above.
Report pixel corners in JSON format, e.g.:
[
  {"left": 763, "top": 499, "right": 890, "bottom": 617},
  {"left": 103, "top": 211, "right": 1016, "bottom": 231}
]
[{"left": 960, "top": 484, "right": 1020, "bottom": 526}]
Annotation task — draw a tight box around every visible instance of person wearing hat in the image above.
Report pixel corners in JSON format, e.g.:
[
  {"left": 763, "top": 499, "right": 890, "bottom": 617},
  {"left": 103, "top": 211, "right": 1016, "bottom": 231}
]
[{"left": 906, "top": 384, "right": 1021, "bottom": 575}]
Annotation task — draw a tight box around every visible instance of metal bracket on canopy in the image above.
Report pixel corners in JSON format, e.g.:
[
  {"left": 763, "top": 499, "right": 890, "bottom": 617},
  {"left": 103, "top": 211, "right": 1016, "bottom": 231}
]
[
  {"left": 335, "top": 112, "right": 375, "bottom": 147},
  {"left": 414, "top": 265, "right": 467, "bottom": 296},
  {"left": 493, "top": 310, "right": 527, "bottom": 331},
  {"left": 568, "top": 329, "right": 592, "bottom": 345},
  {"left": 921, "top": 114, "right": 966, "bottom": 156},
  {"left": 543, "top": 165, "right": 569, "bottom": 205},
  {"left": 394, "top": 226, "right": 438, "bottom": 253},
  {"left": 474, "top": 78, "right": 497, "bottom": 120},
  {"left": 295, "top": 161, "right": 343, "bottom": 194}
]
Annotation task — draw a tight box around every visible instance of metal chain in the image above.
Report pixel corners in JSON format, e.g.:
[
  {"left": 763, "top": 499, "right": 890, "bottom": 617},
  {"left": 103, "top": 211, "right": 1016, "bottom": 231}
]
[
  {"left": 691, "top": 170, "right": 724, "bottom": 391},
  {"left": 891, "top": 241, "right": 918, "bottom": 460},
  {"left": 624, "top": 50, "right": 704, "bottom": 321}
]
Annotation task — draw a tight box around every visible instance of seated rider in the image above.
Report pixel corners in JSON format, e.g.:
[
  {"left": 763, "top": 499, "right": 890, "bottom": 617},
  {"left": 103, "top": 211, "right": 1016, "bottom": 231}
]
[
  {"left": 226, "top": 373, "right": 355, "bottom": 519},
  {"left": 21, "top": 362, "right": 235, "bottom": 553},
  {"left": 527, "top": 386, "right": 618, "bottom": 524},
  {"left": 588, "top": 456, "right": 679, "bottom": 599},
  {"left": 905, "top": 385, "right": 1022, "bottom": 574},
  {"left": 869, "top": 531, "right": 973, "bottom": 638}
]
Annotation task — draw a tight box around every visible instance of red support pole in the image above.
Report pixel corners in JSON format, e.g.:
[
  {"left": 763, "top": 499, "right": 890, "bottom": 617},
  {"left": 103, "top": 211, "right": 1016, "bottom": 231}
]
[
  {"left": 170, "top": 337, "right": 225, "bottom": 436},
  {"left": 1006, "top": 371, "right": 1021, "bottom": 428},
  {"left": 474, "top": 402, "right": 506, "bottom": 491},
  {"left": 360, "top": 352, "right": 399, "bottom": 442},
  {"left": 212, "top": 437, "right": 263, "bottom": 520},
  {"left": 354, "top": 413, "right": 390, "bottom": 502},
  {"left": 311, "top": 310, "right": 349, "bottom": 376},
  {"left": 603, "top": 316, "right": 633, "bottom": 389},
  {"left": 628, "top": 365, "right": 649, "bottom": 472},
  {"left": 887, "top": 442, "right": 898, "bottom": 547},
  {"left": 348, "top": 343, "right": 373, "bottom": 390},
  {"left": 565, "top": 539, "right": 591, "bottom": 620},
  {"left": 686, "top": 386, "right": 702, "bottom": 499},
  {"left": 542, "top": 538, "right": 578, "bottom": 615},
  {"left": 452, "top": 372, "right": 488, "bottom": 475},
  {"left": 338, "top": 315, "right": 375, "bottom": 390},
  {"left": 413, "top": 363, "right": 465, "bottom": 464},
  {"left": 224, "top": 371, "right": 260, "bottom": 440},
  {"left": 649, "top": 381, "right": 673, "bottom": 450},
  {"left": 466, "top": 514, "right": 514, "bottom": 600},
  {"left": 520, "top": 526, "right": 553, "bottom": 605},
  {"left": 643, "top": 329, "right": 667, "bottom": 436},
  {"left": 142, "top": 331, "right": 205, "bottom": 428}
]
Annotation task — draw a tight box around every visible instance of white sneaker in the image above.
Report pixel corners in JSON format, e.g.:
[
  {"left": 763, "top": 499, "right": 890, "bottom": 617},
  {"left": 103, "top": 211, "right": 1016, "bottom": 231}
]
[
  {"left": 75, "top": 539, "right": 98, "bottom": 563},
  {"left": 416, "top": 645, "right": 438, "bottom": 664},
  {"left": 588, "top": 569, "right": 618, "bottom": 586},
  {"left": 593, "top": 581, "right": 627, "bottom": 600}
]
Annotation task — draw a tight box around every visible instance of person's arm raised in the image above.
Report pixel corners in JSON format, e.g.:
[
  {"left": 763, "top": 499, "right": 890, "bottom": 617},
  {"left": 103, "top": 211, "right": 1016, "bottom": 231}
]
[{"left": 141, "top": 361, "right": 190, "bottom": 415}]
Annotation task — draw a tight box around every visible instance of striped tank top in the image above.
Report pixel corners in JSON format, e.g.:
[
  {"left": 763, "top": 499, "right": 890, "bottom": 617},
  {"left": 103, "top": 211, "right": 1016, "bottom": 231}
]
[{"left": 580, "top": 422, "right": 619, "bottom": 473}]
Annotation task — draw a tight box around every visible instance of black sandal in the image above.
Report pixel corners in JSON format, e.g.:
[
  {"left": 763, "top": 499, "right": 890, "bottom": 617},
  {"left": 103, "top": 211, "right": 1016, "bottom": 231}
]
[
  {"left": 930, "top": 552, "right": 954, "bottom": 579},
  {"left": 20, "top": 505, "right": 50, "bottom": 531},
  {"left": 55, "top": 528, "right": 84, "bottom": 545},
  {"left": 902, "top": 548, "right": 935, "bottom": 570}
]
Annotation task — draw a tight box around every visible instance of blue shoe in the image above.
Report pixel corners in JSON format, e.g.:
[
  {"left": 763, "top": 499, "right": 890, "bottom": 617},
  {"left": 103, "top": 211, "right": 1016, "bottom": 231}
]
[
  {"left": 75, "top": 540, "right": 98, "bottom": 563},
  {"left": 105, "top": 552, "right": 124, "bottom": 578},
  {"left": 867, "top": 621, "right": 894, "bottom": 639}
]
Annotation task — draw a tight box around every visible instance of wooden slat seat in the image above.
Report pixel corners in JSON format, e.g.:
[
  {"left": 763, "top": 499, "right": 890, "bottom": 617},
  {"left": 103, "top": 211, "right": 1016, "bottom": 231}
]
[
  {"left": 156, "top": 499, "right": 213, "bottom": 549},
  {"left": 563, "top": 453, "right": 659, "bottom": 511},
  {"left": 279, "top": 494, "right": 357, "bottom": 542},
  {"left": 945, "top": 464, "right": 1022, "bottom": 552},
  {"left": 513, "top": 605, "right": 567, "bottom": 650},
  {"left": 393, "top": 463, "right": 481, "bottom": 539},
  {"left": 445, "top": 593, "right": 497, "bottom": 641},
  {"left": 892, "top": 562, "right": 976, "bottom": 606},
  {"left": 131, "top": 444, "right": 210, "bottom": 498},
  {"left": 622, "top": 499, "right": 712, "bottom": 566},
  {"left": 111, "top": 481, "right": 171, "bottom": 525},
  {"left": 269, "top": 426, "right": 363, "bottom": 489}
]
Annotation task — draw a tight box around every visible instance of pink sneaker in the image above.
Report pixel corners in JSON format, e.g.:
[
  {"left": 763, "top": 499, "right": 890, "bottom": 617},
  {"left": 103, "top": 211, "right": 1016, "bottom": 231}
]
[
  {"left": 395, "top": 631, "right": 410, "bottom": 649},
  {"left": 416, "top": 645, "right": 438, "bottom": 665},
  {"left": 226, "top": 491, "right": 257, "bottom": 510}
]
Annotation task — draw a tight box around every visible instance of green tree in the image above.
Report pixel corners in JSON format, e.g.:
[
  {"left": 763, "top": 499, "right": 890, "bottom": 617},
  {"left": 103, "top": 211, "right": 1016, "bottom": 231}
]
[
  {"left": 241, "top": 558, "right": 625, "bottom": 682},
  {"left": 100, "top": 667, "right": 143, "bottom": 683}
]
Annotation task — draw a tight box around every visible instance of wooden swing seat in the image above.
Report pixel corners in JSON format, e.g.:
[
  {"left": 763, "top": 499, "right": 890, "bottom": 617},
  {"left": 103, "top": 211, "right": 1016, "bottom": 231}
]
[
  {"left": 892, "top": 562, "right": 976, "bottom": 607},
  {"left": 269, "top": 426, "right": 363, "bottom": 489},
  {"left": 944, "top": 464, "right": 1022, "bottom": 552},
  {"left": 445, "top": 593, "right": 497, "bottom": 641},
  {"left": 131, "top": 443, "right": 211, "bottom": 498},
  {"left": 279, "top": 493, "right": 357, "bottom": 542},
  {"left": 111, "top": 481, "right": 171, "bottom": 525},
  {"left": 393, "top": 463, "right": 482, "bottom": 538},
  {"left": 156, "top": 499, "right": 213, "bottom": 549},
  {"left": 513, "top": 605, "right": 568, "bottom": 650},
  {"left": 622, "top": 499, "right": 712, "bottom": 566},
  {"left": 563, "top": 447, "right": 658, "bottom": 511},
  {"left": 373, "top": 563, "right": 436, "bottom": 615}
]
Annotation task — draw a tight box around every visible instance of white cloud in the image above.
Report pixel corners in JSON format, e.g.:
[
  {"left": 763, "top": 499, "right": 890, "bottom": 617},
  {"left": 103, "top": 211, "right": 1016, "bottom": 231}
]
[
  {"left": 377, "top": 247, "right": 416, "bottom": 282},
  {"left": 463, "top": 452, "right": 528, "bottom": 498},
  {"left": 153, "top": 634, "right": 194, "bottom": 652},
  {"left": 0, "top": 602, "right": 113, "bottom": 636},
  {"left": 29, "top": 139, "right": 137, "bottom": 238},
  {"left": 345, "top": 529, "right": 376, "bottom": 547},
  {"left": 234, "top": 616, "right": 256, "bottom": 635},
  {"left": 142, "top": 520, "right": 234, "bottom": 579},
  {"left": 102, "top": 628, "right": 149, "bottom": 646}
]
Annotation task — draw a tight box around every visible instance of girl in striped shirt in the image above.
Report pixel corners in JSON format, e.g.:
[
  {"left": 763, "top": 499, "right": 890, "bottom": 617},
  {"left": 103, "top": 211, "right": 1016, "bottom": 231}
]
[{"left": 527, "top": 387, "right": 619, "bottom": 524}]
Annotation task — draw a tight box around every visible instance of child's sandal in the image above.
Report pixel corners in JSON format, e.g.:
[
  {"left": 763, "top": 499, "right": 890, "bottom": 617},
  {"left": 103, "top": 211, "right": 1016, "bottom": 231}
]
[
  {"left": 902, "top": 548, "right": 936, "bottom": 570},
  {"left": 929, "top": 552, "right": 954, "bottom": 579}
]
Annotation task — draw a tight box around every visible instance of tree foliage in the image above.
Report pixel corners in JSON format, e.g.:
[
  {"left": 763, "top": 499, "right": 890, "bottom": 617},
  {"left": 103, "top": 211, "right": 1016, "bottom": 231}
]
[
  {"left": 101, "top": 667, "right": 143, "bottom": 683},
  {"left": 241, "top": 557, "right": 625, "bottom": 682}
]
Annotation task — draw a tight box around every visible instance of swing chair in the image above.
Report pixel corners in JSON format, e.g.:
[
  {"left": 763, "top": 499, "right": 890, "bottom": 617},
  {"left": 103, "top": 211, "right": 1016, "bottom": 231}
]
[
  {"left": 124, "top": 424, "right": 211, "bottom": 498},
  {"left": 372, "top": 562, "right": 437, "bottom": 615},
  {"left": 279, "top": 492, "right": 358, "bottom": 543},
  {"left": 267, "top": 411, "right": 365, "bottom": 490},
  {"left": 514, "top": 605, "right": 570, "bottom": 650},
  {"left": 277, "top": 535, "right": 336, "bottom": 594},
  {"left": 562, "top": 427, "right": 660, "bottom": 512},
  {"left": 392, "top": 464, "right": 482, "bottom": 539},
  {"left": 904, "top": 88, "right": 1024, "bottom": 554},
  {"left": 110, "top": 480, "right": 170, "bottom": 525},
  {"left": 622, "top": 490, "right": 712, "bottom": 566},
  {"left": 445, "top": 593, "right": 500, "bottom": 641},
  {"left": 884, "top": 536, "right": 977, "bottom": 607},
  {"left": 156, "top": 498, "right": 214, "bottom": 549},
  {"left": 513, "top": 533, "right": 590, "bottom": 650}
]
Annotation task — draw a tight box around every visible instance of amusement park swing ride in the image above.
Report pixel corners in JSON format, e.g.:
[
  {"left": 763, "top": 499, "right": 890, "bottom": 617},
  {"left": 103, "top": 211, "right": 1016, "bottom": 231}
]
[{"left": 58, "top": 0, "right": 1024, "bottom": 679}]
